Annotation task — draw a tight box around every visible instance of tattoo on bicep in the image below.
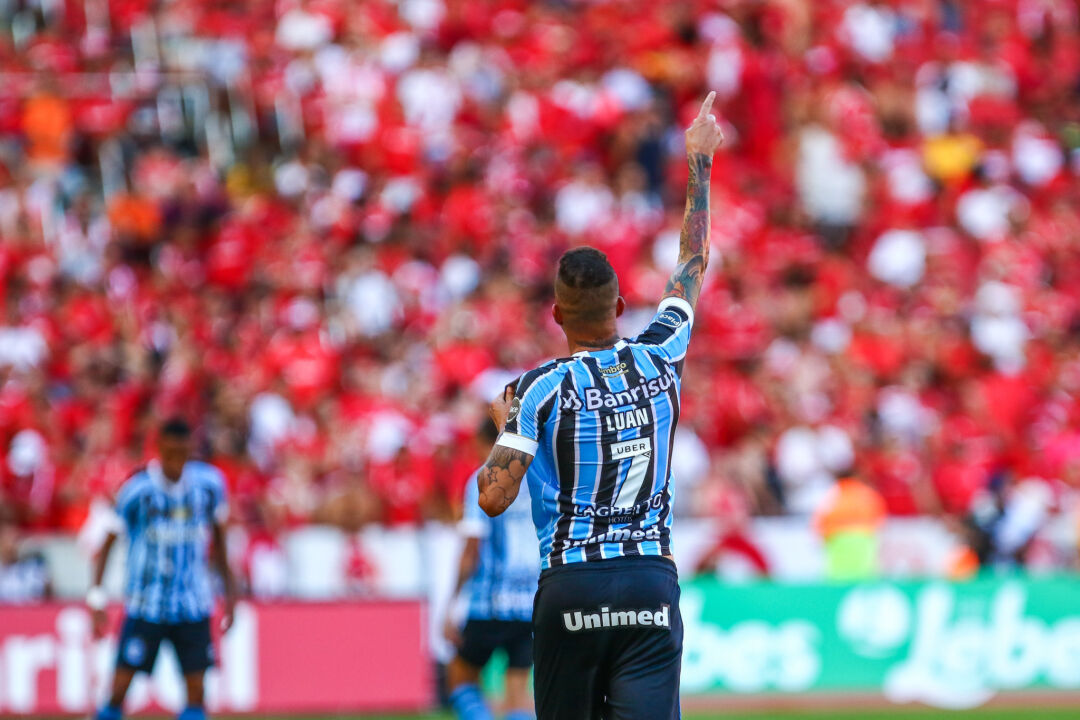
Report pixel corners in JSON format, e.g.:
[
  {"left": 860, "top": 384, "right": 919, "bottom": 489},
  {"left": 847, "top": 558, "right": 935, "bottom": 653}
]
[
  {"left": 664, "top": 255, "right": 705, "bottom": 306},
  {"left": 478, "top": 446, "right": 530, "bottom": 513}
]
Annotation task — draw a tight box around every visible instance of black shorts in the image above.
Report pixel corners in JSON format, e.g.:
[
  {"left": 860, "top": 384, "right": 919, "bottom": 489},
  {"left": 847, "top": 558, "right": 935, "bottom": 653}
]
[
  {"left": 459, "top": 619, "right": 534, "bottom": 670},
  {"left": 116, "top": 616, "right": 215, "bottom": 675},
  {"left": 532, "top": 556, "right": 682, "bottom": 720}
]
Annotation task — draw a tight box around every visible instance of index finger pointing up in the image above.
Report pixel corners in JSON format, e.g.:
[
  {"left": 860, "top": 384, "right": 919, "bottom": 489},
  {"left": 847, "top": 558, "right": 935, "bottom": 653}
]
[{"left": 697, "top": 91, "right": 717, "bottom": 120}]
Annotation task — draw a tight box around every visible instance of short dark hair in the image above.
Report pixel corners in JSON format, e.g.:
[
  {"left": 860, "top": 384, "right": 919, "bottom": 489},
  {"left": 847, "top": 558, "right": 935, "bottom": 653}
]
[
  {"left": 555, "top": 247, "right": 618, "bottom": 324},
  {"left": 558, "top": 247, "right": 616, "bottom": 289},
  {"left": 160, "top": 417, "right": 192, "bottom": 439}
]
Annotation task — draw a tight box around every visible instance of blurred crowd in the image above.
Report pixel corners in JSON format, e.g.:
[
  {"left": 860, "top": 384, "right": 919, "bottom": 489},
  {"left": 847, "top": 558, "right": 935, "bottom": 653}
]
[{"left": 1, "top": 0, "right": 1079, "bottom": 570}]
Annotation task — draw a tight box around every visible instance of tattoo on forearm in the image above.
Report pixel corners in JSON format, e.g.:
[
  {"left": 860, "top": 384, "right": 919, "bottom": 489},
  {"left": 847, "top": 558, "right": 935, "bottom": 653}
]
[
  {"left": 685, "top": 152, "right": 712, "bottom": 214},
  {"left": 478, "top": 446, "right": 530, "bottom": 514},
  {"left": 665, "top": 152, "right": 712, "bottom": 307}
]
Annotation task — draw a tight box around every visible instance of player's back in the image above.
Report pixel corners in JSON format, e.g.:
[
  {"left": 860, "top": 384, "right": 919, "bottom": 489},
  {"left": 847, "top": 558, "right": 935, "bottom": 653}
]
[
  {"left": 502, "top": 298, "right": 693, "bottom": 569},
  {"left": 114, "top": 460, "right": 227, "bottom": 623},
  {"left": 495, "top": 97, "right": 721, "bottom": 720}
]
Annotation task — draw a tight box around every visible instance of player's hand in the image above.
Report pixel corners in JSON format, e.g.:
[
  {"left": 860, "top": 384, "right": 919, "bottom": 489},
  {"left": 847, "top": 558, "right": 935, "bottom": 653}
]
[
  {"left": 220, "top": 596, "right": 236, "bottom": 634},
  {"left": 443, "top": 617, "right": 463, "bottom": 647},
  {"left": 488, "top": 382, "right": 517, "bottom": 433},
  {"left": 91, "top": 608, "right": 108, "bottom": 639},
  {"left": 685, "top": 91, "right": 724, "bottom": 157}
]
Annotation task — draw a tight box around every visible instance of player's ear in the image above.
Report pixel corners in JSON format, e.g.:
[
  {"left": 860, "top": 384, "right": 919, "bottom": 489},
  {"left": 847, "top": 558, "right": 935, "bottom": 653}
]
[
  {"left": 552, "top": 303, "right": 563, "bottom": 326},
  {"left": 615, "top": 296, "right": 626, "bottom": 318}
]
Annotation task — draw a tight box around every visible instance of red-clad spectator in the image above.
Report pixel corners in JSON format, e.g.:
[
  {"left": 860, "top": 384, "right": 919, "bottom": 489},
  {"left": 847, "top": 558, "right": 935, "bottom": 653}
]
[
  {"left": 368, "top": 448, "right": 435, "bottom": 526},
  {"left": 0, "top": 0, "right": 1076, "bottom": 570}
]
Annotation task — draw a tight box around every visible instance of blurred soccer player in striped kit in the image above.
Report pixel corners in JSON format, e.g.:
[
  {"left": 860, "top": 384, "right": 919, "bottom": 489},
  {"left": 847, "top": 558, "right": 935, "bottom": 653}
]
[
  {"left": 89, "top": 418, "right": 237, "bottom": 720},
  {"left": 444, "top": 420, "right": 539, "bottom": 720}
]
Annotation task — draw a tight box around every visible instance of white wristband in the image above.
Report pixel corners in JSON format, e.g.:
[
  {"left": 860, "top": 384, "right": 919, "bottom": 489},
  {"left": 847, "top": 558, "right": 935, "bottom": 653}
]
[{"left": 86, "top": 586, "right": 107, "bottom": 611}]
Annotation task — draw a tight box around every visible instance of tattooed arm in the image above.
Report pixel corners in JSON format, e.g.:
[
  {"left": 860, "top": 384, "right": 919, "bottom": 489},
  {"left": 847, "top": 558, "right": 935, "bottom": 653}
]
[
  {"left": 477, "top": 445, "right": 532, "bottom": 517},
  {"left": 664, "top": 92, "right": 724, "bottom": 311},
  {"left": 477, "top": 384, "right": 535, "bottom": 517}
]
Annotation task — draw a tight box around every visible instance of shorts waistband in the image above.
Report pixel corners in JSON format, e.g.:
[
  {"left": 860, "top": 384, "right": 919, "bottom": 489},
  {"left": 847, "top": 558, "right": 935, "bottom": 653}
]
[{"left": 539, "top": 554, "right": 677, "bottom": 586}]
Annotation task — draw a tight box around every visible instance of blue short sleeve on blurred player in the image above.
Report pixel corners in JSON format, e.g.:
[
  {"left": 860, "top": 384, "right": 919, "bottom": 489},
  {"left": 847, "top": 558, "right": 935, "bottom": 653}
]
[
  {"left": 460, "top": 477, "right": 490, "bottom": 540},
  {"left": 114, "top": 474, "right": 146, "bottom": 531}
]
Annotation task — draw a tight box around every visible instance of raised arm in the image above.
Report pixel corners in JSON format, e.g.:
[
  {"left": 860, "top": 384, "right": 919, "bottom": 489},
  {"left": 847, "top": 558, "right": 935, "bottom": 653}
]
[
  {"left": 477, "top": 385, "right": 534, "bottom": 517},
  {"left": 664, "top": 92, "right": 725, "bottom": 311}
]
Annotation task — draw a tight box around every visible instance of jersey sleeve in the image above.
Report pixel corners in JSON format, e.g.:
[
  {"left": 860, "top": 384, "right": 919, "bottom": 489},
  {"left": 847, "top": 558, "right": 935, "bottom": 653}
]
[
  {"left": 496, "top": 365, "right": 560, "bottom": 457},
  {"left": 459, "top": 470, "right": 490, "bottom": 539},
  {"left": 113, "top": 477, "right": 142, "bottom": 531},
  {"left": 632, "top": 297, "right": 695, "bottom": 363}
]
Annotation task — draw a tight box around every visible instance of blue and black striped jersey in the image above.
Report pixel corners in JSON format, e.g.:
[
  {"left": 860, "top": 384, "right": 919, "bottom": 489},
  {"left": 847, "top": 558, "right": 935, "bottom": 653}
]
[
  {"left": 113, "top": 460, "right": 227, "bottom": 623},
  {"left": 497, "top": 297, "right": 694, "bottom": 569}
]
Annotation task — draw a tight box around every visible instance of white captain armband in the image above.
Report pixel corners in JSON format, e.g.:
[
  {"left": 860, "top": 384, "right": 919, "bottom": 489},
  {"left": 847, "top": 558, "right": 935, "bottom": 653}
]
[
  {"left": 496, "top": 432, "right": 538, "bottom": 456},
  {"left": 657, "top": 296, "right": 695, "bottom": 326}
]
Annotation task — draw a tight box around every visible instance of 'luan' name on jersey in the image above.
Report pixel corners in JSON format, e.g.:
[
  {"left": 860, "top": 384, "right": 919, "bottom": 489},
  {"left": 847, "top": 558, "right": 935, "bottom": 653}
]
[
  {"left": 605, "top": 408, "right": 651, "bottom": 433},
  {"left": 497, "top": 297, "right": 695, "bottom": 569}
]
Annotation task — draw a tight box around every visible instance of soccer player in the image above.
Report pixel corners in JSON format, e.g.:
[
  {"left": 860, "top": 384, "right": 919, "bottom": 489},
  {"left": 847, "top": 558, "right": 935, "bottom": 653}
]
[
  {"left": 445, "top": 421, "right": 539, "bottom": 720},
  {"left": 88, "top": 418, "right": 237, "bottom": 720},
  {"left": 475, "top": 92, "right": 724, "bottom": 720}
]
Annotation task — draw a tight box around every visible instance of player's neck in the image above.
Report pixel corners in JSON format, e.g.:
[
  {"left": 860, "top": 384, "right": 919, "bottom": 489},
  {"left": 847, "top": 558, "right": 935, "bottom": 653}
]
[
  {"left": 150, "top": 458, "right": 185, "bottom": 484},
  {"left": 565, "top": 328, "right": 620, "bottom": 355},
  {"left": 160, "top": 465, "right": 184, "bottom": 483}
]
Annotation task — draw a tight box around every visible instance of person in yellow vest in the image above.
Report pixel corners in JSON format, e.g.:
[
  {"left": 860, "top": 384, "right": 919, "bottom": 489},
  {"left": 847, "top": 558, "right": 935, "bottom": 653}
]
[{"left": 812, "top": 474, "right": 887, "bottom": 581}]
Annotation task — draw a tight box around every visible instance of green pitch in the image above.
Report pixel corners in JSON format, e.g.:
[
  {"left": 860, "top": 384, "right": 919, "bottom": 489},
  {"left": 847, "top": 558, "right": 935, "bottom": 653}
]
[
  {"left": 316, "top": 709, "right": 1080, "bottom": 720},
  {"left": 41, "top": 710, "right": 1078, "bottom": 719}
]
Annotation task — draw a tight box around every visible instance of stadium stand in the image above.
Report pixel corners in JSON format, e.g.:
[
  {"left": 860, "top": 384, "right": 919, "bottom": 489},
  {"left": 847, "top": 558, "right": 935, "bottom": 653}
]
[{"left": 1, "top": 0, "right": 1079, "bottom": 581}]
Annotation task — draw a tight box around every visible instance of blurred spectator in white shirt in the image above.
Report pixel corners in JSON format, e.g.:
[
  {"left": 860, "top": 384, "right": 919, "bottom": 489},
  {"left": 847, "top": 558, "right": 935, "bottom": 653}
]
[
  {"left": 555, "top": 165, "right": 615, "bottom": 236},
  {"left": 276, "top": 3, "right": 333, "bottom": 52}
]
